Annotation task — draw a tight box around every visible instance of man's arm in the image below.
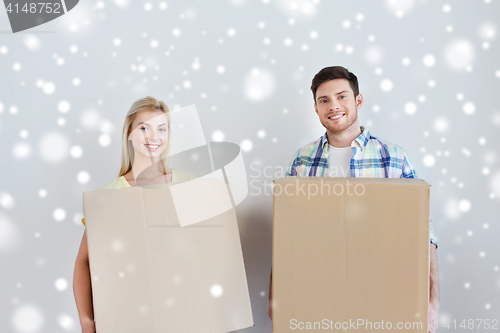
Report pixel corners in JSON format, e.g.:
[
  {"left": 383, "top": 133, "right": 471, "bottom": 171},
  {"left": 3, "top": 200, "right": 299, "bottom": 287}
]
[
  {"left": 428, "top": 243, "right": 440, "bottom": 333},
  {"left": 399, "top": 150, "right": 440, "bottom": 332}
]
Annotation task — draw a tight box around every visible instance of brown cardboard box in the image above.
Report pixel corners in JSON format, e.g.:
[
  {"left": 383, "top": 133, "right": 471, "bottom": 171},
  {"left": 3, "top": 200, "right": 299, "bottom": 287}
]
[
  {"left": 83, "top": 178, "right": 253, "bottom": 333},
  {"left": 272, "top": 177, "right": 430, "bottom": 332}
]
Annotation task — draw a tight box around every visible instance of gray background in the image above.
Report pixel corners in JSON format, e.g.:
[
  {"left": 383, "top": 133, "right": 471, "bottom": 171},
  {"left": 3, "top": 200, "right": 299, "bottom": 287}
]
[{"left": 0, "top": 0, "right": 499, "bottom": 332}]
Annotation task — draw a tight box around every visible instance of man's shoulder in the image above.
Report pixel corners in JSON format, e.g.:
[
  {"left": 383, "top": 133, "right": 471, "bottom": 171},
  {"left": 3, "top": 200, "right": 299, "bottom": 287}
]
[
  {"left": 367, "top": 134, "right": 409, "bottom": 158},
  {"left": 291, "top": 136, "right": 324, "bottom": 159},
  {"left": 363, "top": 131, "right": 417, "bottom": 178},
  {"left": 286, "top": 135, "right": 326, "bottom": 176}
]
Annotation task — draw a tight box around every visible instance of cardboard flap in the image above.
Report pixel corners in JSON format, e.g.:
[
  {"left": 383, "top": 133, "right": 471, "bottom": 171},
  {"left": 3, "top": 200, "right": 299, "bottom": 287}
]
[{"left": 170, "top": 173, "right": 233, "bottom": 227}]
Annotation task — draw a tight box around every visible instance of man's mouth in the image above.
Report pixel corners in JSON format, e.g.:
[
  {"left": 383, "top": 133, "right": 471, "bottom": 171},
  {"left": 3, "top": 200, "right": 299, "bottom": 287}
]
[
  {"left": 145, "top": 144, "right": 161, "bottom": 151},
  {"left": 328, "top": 113, "right": 345, "bottom": 121}
]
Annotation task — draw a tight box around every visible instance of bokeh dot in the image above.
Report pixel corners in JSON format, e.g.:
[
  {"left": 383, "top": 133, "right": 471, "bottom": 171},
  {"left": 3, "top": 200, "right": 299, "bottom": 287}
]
[
  {"left": 77, "top": 171, "right": 90, "bottom": 184},
  {"left": 53, "top": 208, "right": 66, "bottom": 221},
  {"left": 404, "top": 102, "right": 417, "bottom": 115},
  {"left": 43, "top": 82, "right": 55, "bottom": 94},
  {"left": 55, "top": 278, "right": 68, "bottom": 291},
  {"left": 423, "top": 154, "right": 436, "bottom": 167},
  {"left": 380, "top": 79, "right": 393, "bottom": 92},
  {"left": 58, "top": 101, "right": 70, "bottom": 113},
  {"left": 458, "top": 199, "right": 471, "bottom": 212},
  {"left": 12, "top": 304, "right": 43, "bottom": 333},
  {"left": 210, "top": 284, "right": 223, "bottom": 298},
  {"left": 212, "top": 131, "right": 224, "bottom": 142},
  {"left": 463, "top": 102, "right": 475, "bottom": 115},
  {"left": 241, "top": 139, "right": 253, "bottom": 152}
]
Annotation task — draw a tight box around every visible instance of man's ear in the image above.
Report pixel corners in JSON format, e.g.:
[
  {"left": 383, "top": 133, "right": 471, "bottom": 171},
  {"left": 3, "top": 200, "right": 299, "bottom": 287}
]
[
  {"left": 314, "top": 102, "right": 319, "bottom": 116},
  {"left": 356, "top": 93, "right": 364, "bottom": 110}
]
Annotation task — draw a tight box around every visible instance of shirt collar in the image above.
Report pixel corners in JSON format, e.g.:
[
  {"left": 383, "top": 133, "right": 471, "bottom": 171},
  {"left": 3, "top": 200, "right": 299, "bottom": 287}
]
[{"left": 321, "top": 126, "right": 371, "bottom": 152}]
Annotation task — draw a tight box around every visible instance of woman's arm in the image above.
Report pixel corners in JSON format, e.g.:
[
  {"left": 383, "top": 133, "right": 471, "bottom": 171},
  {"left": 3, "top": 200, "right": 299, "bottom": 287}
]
[{"left": 73, "top": 230, "right": 96, "bottom": 333}]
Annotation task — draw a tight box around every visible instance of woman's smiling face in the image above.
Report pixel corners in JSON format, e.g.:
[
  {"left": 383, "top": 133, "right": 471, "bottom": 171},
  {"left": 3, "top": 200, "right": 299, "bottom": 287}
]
[{"left": 128, "top": 109, "right": 169, "bottom": 160}]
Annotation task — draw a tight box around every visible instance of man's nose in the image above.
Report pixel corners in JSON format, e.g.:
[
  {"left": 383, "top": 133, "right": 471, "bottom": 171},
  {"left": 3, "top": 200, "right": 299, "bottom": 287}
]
[{"left": 330, "top": 99, "right": 341, "bottom": 110}]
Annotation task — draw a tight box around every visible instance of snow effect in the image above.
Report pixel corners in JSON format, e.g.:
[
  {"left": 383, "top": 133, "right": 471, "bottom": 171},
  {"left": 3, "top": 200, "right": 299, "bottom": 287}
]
[
  {"left": 244, "top": 68, "right": 275, "bottom": 101},
  {"left": 12, "top": 304, "right": 43, "bottom": 332},
  {"left": 55, "top": 278, "right": 68, "bottom": 291},
  {"left": 444, "top": 40, "right": 475, "bottom": 71},
  {"left": 212, "top": 131, "right": 225, "bottom": 142},
  {"left": 210, "top": 284, "right": 223, "bottom": 298},
  {"left": 1, "top": 1, "right": 498, "bottom": 331},
  {"left": 53, "top": 208, "right": 66, "bottom": 221},
  {"left": 39, "top": 133, "right": 69, "bottom": 163},
  {"left": 380, "top": 79, "right": 393, "bottom": 92},
  {"left": 240, "top": 139, "right": 253, "bottom": 152},
  {"left": 0, "top": 213, "right": 20, "bottom": 253}
]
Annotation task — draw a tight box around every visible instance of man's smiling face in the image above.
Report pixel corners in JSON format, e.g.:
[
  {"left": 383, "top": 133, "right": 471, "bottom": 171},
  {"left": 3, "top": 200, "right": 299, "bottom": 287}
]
[{"left": 314, "top": 78, "right": 363, "bottom": 135}]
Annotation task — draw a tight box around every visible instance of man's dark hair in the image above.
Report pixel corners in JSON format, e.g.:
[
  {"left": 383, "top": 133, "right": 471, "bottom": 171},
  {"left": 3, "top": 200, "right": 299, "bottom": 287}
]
[{"left": 310, "top": 66, "right": 359, "bottom": 103}]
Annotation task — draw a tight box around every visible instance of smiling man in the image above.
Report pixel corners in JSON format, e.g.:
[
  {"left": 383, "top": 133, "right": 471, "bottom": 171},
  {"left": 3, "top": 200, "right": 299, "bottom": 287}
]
[{"left": 269, "top": 66, "right": 440, "bottom": 333}]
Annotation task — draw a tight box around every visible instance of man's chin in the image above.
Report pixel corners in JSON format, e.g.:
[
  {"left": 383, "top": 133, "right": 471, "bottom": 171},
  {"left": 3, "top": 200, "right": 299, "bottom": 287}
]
[
  {"left": 325, "top": 125, "right": 349, "bottom": 134},
  {"left": 324, "top": 118, "right": 358, "bottom": 135}
]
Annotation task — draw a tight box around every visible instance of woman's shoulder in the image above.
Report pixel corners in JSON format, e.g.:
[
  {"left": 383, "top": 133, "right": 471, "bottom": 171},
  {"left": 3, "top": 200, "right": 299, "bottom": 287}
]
[
  {"left": 98, "top": 176, "right": 130, "bottom": 190},
  {"left": 97, "top": 171, "right": 194, "bottom": 189},
  {"left": 171, "top": 169, "right": 196, "bottom": 182}
]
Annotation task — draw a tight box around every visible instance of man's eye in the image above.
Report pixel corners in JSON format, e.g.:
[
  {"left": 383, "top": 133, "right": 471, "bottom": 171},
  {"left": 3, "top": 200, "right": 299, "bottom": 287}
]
[
  {"left": 320, "top": 100, "right": 327, "bottom": 103},
  {"left": 340, "top": 95, "right": 346, "bottom": 99}
]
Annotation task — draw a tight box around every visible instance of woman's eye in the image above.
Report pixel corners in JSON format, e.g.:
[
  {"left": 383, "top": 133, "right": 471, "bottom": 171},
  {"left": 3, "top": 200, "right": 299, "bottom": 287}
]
[
  {"left": 159, "top": 128, "right": 166, "bottom": 132},
  {"left": 140, "top": 126, "right": 148, "bottom": 131}
]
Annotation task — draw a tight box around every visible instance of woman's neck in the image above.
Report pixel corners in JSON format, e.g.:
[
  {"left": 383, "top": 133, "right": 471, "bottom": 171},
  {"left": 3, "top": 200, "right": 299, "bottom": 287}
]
[{"left": 130, "top": 157, "right": 164, "bottom": 181}]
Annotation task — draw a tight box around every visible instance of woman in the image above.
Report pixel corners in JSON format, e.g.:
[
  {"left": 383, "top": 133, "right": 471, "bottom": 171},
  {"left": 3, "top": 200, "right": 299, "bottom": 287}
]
[{"left": 73, "top": 96, "right": 194, "bottom": 333}]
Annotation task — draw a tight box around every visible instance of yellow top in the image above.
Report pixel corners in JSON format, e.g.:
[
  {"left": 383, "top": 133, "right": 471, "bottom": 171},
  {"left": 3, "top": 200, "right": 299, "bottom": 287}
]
[{"left": 81, "top": 169, "right": 196, "bottom": 225}]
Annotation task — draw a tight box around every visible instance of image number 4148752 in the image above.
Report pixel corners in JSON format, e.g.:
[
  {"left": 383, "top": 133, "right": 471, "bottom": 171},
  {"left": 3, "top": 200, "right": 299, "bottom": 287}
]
[{"left": 3, "top": 0, "right": 79, "bottom": 33}]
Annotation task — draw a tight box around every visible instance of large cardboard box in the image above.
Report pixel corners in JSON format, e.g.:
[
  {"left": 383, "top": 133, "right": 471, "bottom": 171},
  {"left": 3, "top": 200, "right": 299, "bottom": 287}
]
[
  {"left": 83, "top": 178, "right": 254, "bottom": 333},
  {"left": 272, "top": 177, "right": 430, "bottom": 332}
]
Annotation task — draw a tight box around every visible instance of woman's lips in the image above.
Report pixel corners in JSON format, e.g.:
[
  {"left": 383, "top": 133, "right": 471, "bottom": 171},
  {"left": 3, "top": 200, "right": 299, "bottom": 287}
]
[{"left": 145, "top": 144, "right": 160, "bottom": 151}]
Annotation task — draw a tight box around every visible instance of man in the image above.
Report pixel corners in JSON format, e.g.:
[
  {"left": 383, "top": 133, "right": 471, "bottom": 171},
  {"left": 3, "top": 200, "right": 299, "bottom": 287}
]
[{"left": 269, "top": 66, "right": 439, "bottom": 333}]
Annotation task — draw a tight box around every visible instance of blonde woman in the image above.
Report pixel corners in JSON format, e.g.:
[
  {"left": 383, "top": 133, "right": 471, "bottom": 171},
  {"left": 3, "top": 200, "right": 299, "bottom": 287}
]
[{"left": 73, "top": 97, "right": 194, "bottom": 333}]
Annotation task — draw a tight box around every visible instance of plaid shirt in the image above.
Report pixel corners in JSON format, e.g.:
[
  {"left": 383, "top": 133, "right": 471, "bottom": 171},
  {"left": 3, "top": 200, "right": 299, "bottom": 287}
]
[{"left": 286, "top": 126, "right": 438, "bottom": 247}]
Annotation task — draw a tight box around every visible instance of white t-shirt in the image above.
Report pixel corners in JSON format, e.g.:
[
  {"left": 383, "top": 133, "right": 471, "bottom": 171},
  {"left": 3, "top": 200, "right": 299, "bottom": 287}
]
[{"left": 327, "top": 144, "right": 352, "bottom": 177}]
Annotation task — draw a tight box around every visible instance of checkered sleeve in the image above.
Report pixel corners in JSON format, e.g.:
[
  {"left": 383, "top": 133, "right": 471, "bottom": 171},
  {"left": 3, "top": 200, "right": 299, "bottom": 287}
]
[
  {"left": 401, "top": 151, "right": 418, "bottom": 178},
  {"left": 430, "top": 220, "right": 438, "bottom": 249},
  {"left": 285, "top": 150, "right": 300, "bottom": 177}
]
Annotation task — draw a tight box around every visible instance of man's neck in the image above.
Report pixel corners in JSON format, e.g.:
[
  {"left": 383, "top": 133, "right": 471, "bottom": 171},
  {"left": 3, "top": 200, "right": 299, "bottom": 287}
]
[{"left": 326, "top": 123, "right": 362, "bottom": 148}]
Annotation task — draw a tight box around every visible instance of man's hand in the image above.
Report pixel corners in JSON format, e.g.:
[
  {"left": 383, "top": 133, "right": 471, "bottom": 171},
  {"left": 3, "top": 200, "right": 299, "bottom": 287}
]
[{"left": 428, "top": 300, "right": 440, "bottom": 333}]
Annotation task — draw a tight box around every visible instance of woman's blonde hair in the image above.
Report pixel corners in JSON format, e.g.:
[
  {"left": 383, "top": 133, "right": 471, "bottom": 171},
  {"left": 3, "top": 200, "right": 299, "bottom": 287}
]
[{"left": 118, "top": 96, "right": 171, "bottom": 177}]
